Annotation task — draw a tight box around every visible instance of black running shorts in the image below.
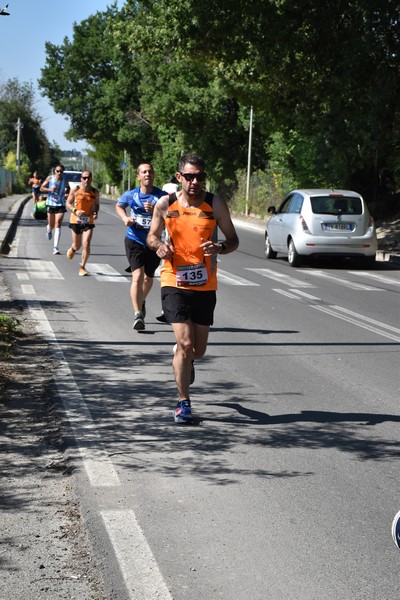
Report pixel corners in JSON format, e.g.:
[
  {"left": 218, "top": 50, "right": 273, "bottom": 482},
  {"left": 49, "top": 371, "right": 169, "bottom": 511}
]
[
  {"left": 47, "top": 206, "right": 66, "bottom": 214},
  {"left": 69, "top": 223, "right": 95, "bottom": 234},
  {"left": 161, "top": 287, "right": 217, "bottom": 326},
  {"left": 125, "top": 237, "right": 160, "bottom": 277}
]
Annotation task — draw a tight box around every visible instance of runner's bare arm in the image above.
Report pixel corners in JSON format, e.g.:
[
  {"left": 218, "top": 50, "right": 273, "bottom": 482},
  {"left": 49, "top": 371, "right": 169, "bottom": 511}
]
[
  {"left": 66, "top": 187, "right": 76, "bottom": 213},
  {"left": 40, "top": 176, "right": 51, "bottom": 193},
  {"left": 115, "top": 202, "right": 134, "bottom": 226},
  {"left": 92, "top": 190, "right": 100, "bottom": 219},
  {"left": 200, "top": 194, "right": 239, "bottom": 256},
  {"left": 147, "top": 196, "right": 174, "bottom": 259}
]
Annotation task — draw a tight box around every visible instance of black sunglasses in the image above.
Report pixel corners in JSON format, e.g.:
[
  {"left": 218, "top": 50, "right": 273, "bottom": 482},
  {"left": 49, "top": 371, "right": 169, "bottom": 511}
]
[
  {"left": 180, "top": 172, "right": 206, "bottom": 182},
  {"left": 55, "top": 169, "right": 63, "bottom": 173},
  {"left": 81, "top": 176, "right": 90, "bottom": 180}
]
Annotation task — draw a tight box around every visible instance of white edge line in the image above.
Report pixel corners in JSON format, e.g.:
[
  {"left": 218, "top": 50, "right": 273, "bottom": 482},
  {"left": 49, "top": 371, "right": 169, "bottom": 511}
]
[
  {"left": 101, "top": 510, "right": 173, "bottom": 600},
  {"left": 26, "top": 301, "right": 120, "bottom": 487}
]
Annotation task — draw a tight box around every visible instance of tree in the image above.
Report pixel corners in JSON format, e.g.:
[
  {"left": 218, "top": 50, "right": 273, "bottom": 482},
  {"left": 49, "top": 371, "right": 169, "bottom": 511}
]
[
  {"left": 0, "top": 78, "right": 54, "bottom": 175},
  {"left": 39, "top": 0, "right": 400, "bottom": 200},
  {"left": 39, "top": 6, "right": 152, "bottom": 182},
  {"left": 114, "top": 0, "right": 265, "bottom": 188},
  {"left": 143, "top": 0, "right": 400, "bottom": 198}
]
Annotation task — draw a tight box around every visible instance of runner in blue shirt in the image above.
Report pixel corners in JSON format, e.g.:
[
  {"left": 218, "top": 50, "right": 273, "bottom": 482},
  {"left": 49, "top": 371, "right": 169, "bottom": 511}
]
[
  {"left": 40, "top": 164, "right": 69, "bottom": 255},
  {"left": 116, "top": 162, "right": 165, "bottom": 331}
]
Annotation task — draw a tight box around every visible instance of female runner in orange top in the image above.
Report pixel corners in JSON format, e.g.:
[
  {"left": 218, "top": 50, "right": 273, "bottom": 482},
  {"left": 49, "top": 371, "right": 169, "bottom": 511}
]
[{"left": 66, "top": 170, "right": 100, "bottom": 276}]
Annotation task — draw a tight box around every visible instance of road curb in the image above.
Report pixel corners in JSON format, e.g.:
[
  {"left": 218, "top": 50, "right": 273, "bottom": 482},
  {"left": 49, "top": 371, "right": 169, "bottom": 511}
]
[
  {"left": 376, "top": 250, "right": 400, "bottom": 265},
  {"left": 0, "top": 195, "right": 31, "bottom": 254}
]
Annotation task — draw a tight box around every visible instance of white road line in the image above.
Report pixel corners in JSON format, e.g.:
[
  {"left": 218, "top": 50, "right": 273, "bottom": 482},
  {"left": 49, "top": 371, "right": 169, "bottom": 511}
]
[
  {"left": 26, "top": 300, "right": 120, "bottom": 487},
  {"left": 217, "top": 269, "right": 259, "bottom": 286},
  {"left": 348, "top": 271, "right": 400, "bottom": 286},
  {"left": 273, "top": 287, "right": 400, "bottom": 341},
  {"left": 24, "top": 259, "right": 64, "bottom": 279},
  {"left": 332, "top": 305, "right": 400, "bottom": 334},
  {"left": 312, "top": 305, "right": 400, "bottom": 342},
  {"left": 21, "top": 284, "right": 35, "bottom": 295},
  {"left": 273, "top": 288, "right": 303, "bottom": 300},
  {"left": 245, "top": 268, "right": 314, "bottom": 288},
  {"left": 101, "top": 510, "right": 173, "bottom": 600},
  {"left": 289, "top": 289, "right": 321, "bottom": 301},
  {"left": 16, "top": 272, "right": 29, "bottom": 280},
  {"left": 88, "top": 263, "right": 130, "bottom": 282},
  {"left": 304, "top": 270, "right": 379, "bottom": 290}
]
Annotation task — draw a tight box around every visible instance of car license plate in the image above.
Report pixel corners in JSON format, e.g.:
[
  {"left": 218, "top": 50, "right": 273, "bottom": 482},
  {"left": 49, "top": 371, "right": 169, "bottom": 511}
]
[{"left": 323, "top": 223, "right": 353, "bottom": 231}]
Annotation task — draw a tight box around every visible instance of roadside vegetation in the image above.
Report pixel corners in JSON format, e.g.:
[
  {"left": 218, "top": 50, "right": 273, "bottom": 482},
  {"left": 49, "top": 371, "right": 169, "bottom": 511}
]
[
  {"left": 0, "top": 314, "right": 21, "bottom": 356},
  {"left": 0, "top": 313, "right": 22, "bottom": 401},
  {"left": 37, "top": 0, "right": 400, "bottom": 210},
  {"left": 2, "top": 2, "right": 399, "bottom": 217}
]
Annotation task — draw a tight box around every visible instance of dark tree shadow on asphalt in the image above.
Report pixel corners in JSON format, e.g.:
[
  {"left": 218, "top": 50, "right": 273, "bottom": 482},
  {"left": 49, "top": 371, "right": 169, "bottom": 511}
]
[
  {"left": 41, "top": 331, "right": 400, "bottom": 488},
  {"left": 1, "top": 295, "right": 400, "bottom": 507}
]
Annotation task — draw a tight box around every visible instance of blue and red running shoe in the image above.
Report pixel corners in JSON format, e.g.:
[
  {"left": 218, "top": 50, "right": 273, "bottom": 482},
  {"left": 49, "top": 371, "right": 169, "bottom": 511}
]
[{"left": 174, "top": 400, "right": 193, "bottom": 423}]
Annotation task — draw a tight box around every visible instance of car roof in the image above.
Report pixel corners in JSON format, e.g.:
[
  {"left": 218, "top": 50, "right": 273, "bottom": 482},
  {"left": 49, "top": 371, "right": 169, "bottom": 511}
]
[{"left": 291, "top": 189, "right": 362, "bottom": 198}]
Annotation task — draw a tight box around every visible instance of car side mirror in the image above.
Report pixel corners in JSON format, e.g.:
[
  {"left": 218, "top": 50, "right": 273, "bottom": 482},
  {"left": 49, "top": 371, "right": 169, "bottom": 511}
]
[{"left": 267, "top": 206, "right": 276, "bottom": 214}]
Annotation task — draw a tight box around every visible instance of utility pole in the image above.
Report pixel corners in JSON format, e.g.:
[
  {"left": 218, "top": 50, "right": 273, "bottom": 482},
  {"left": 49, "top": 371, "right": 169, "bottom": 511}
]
[
  {"left": 122, "top": 149, "right": 127, "bottom": 192},
  {"left": 15, "top": 118, "right": 23, "bottom": 174},
  {"left": 127, "top": 153, "right": 131, "bottom": 190},
  {"left": 245, "top": 106, "right": 253, "bottom": 217}
]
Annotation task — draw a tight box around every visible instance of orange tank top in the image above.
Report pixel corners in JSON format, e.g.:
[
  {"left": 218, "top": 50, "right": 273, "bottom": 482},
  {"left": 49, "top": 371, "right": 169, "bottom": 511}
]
[
  {"left": 160, "top": 192, "right": 218, "bottom": 291},
  {"left": 70, "top": 188, "right": 97, "bottom": 225}
]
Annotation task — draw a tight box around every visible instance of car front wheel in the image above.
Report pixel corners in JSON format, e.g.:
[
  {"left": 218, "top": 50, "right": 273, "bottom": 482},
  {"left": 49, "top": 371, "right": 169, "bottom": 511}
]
[
  {"left": 287, "top": 238, "right": 302, "bottom": 267},
  {"left": 264, "top": 233, "right": 277, "bottom": 259}
]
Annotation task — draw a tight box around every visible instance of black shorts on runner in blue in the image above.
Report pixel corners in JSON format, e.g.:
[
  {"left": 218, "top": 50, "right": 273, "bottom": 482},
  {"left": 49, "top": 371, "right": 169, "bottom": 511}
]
[
  {"left": 125, "top": 237, "right": 160, "bottom": 277},
  {"left": 161, "top": 287, "right": 216, "bottom": 326}
]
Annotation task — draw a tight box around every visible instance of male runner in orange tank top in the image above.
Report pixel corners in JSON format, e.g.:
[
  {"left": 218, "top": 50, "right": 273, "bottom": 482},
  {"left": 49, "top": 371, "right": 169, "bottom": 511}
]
[
  {"left": 66, "top": 170, "right": 100, "bottom": 276},
  {"left": 147, "top": 153, "right": 239, "bottom": 423}
]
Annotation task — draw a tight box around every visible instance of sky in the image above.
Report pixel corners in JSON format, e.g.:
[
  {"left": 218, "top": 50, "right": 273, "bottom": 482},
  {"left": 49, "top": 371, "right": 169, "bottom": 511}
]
[{"left": 0, "top": 0, "right": 123, "bottom": 152}]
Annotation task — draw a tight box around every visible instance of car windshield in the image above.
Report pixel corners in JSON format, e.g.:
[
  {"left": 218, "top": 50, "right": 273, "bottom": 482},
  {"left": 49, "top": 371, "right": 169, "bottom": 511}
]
[
  {"left": 310, "top": 195, "right": 362, "bottom": 215},
  {"left": 66, "top": 173, "right": 82, "bottom": 183}
]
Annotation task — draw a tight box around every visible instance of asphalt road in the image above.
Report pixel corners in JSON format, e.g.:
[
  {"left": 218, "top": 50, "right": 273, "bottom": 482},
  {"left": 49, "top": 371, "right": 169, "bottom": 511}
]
[{"left": 2, "top": 198, "right": 400, "bottom": 599}]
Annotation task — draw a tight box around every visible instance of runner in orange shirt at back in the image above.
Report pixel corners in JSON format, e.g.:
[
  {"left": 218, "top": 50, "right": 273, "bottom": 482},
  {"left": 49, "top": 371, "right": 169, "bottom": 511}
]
[{"left": 66, "top": 170, "right": 100, "bottom": 277}]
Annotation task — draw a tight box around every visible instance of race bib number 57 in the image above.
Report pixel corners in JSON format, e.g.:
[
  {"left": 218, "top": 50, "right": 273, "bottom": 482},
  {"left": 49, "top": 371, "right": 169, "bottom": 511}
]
[
  {"left": 136, "top": 214, "right": 152, "bottom": 229},
  {"left": 176, "top": 263, "right": 208, "bottom": 287}
]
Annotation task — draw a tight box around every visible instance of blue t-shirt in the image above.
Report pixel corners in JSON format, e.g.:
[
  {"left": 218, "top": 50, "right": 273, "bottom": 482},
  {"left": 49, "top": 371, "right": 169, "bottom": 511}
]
[{"left": 117, "top": 186, "right": 165, "bottom": 246}]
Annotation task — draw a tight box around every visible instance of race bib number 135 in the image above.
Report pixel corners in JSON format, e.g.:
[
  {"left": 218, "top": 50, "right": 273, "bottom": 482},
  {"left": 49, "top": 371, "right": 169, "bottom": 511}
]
[{"left": 176, "top": 263, "right": 208, "bottom": 287}]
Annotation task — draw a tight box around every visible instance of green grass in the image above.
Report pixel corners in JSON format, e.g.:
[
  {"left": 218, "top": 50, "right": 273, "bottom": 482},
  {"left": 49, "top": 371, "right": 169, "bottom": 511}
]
[{"left": 0, "top": 314, "right": 21, "bottom": 358}]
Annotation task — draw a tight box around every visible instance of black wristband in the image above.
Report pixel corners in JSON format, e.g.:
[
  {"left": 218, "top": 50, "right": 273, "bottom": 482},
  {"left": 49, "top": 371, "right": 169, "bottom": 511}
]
[{"left": 219, "top": 242, "right": 227, "bottom": 254}]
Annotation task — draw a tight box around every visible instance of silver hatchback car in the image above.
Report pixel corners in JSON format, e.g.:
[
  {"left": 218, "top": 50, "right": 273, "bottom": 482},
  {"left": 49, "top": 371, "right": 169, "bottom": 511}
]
[{"left": 265, "top": 189, "right": 378, "bottom": 267}]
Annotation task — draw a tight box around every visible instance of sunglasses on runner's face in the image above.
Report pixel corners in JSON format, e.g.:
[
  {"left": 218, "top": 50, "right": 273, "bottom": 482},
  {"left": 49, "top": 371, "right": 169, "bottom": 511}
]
[
  {"left": 55, "top": 169, "right": 63, "bottom": 173},
  {"left": 81, "top": 176, "right": 90, "bottom": 180},
  {"left": 179, "top": 172, "right": 206, "bottom": 182}
]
